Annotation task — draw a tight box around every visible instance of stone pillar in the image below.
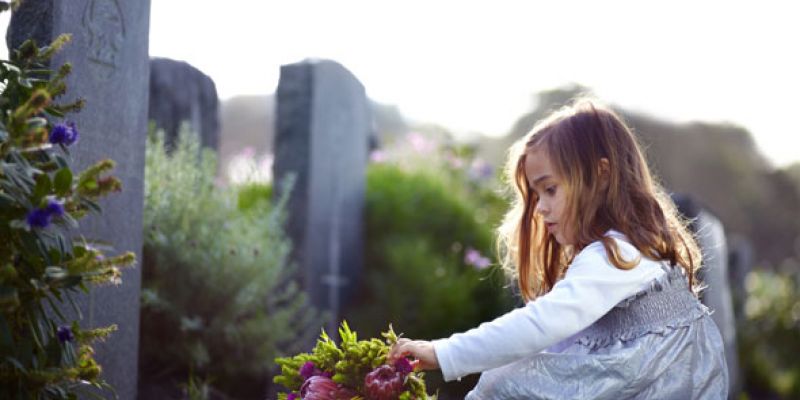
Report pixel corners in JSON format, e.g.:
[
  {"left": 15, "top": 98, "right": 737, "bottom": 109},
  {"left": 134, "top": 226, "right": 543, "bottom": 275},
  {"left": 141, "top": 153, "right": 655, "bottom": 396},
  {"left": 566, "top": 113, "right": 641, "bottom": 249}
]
[
  {"left": 8, "top": 1, "right": 150, "bottom": 398},
  {"left": 273, "top": 59, "right": 368, "bottom": 339}
]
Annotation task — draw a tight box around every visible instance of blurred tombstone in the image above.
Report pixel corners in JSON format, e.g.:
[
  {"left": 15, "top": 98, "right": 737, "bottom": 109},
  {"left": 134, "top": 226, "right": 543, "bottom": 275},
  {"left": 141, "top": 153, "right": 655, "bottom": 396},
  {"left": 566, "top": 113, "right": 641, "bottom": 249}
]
[
  {"left": 672, "top": 194, "right": 741, "bottom": 398},
  {"left": 8, "top": 1, "right": 151, "bottom": 399},
  {"left": 273, "top": 59, "right": 368, "bottom": 340},
  {"left": 148, "top": 57, "right": 220, "bottom": 151},
  {"left": 726, "top": 233, "right": 753, "bottom": 322}
]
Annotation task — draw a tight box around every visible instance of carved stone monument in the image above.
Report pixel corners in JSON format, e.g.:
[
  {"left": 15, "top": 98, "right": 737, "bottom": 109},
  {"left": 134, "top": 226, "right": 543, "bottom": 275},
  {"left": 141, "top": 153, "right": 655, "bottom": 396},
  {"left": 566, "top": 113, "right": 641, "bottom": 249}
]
[{"left": 8, "top": 1, "right": 151, "bottom": 398}]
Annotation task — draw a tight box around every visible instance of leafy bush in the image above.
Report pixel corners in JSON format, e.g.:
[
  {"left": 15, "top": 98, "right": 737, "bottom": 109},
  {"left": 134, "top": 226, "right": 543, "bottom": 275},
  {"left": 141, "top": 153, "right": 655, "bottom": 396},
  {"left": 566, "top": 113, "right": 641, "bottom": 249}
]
[
  {"left": 347, "top": 164, "right": 513, "bottom": 337},
  {"left": 139, "top": 127, "right": 319, "bottom": 399},
  {"left": 0, "top": 33, "right": 134, "bottom": 399},
  {"left": 738, "top": 268, "right": 800, "bottom": 399}
]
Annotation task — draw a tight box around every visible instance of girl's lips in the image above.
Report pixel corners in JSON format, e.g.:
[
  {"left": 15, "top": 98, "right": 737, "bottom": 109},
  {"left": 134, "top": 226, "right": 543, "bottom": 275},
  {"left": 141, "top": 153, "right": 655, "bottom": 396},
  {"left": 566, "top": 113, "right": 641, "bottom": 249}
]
[{"left": 545, "top": 222, "right": 557, "bottom": 231}]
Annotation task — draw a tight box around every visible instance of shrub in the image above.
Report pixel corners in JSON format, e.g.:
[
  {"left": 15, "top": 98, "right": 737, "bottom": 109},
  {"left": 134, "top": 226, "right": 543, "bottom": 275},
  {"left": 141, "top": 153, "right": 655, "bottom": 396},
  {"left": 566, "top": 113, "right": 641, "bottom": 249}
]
[
  {"left": 139, "top": 127, "right": 319, "bottom": 399},
  {"left": 738, "top": 268, "right": 800, "bottom": 398},
  {"left": 0, "top": 33, "right": 134, "bottom": 399}
]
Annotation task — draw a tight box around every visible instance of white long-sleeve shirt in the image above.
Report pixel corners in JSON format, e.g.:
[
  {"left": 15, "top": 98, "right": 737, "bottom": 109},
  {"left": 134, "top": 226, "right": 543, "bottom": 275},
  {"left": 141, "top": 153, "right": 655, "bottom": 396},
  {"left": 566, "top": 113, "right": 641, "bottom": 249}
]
[{"left": 432, "top": 231, "right": 668, "bottom": 382}]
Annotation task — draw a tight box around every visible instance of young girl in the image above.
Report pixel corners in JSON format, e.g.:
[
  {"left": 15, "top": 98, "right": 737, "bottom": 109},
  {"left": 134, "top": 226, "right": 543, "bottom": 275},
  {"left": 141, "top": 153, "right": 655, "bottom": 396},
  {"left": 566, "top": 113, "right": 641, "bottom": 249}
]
[{"left": 388, "top": 100, "right": 728, "bottom": 399}]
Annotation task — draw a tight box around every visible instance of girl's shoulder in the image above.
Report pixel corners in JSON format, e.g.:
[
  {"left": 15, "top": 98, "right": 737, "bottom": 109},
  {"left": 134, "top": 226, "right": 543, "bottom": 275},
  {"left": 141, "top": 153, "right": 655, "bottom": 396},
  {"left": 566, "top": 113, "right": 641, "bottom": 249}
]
[
  {"left": 574, "top": 230, "right": 641, "bottom": 262},
  {"left": 570, "top": 230, "right": 665, "bottom": 277}
]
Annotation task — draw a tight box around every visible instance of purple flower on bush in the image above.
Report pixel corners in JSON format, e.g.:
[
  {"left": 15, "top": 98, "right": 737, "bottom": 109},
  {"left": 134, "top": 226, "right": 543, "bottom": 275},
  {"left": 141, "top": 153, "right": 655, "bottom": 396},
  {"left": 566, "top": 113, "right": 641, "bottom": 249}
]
[
  {"left": 56, "top": 325, "right": 74, "bottom": 343},
  {"left": 464, "top": 247, "right": 492, "bottom": 270},
  {"left": 45, "top": 199, "right": 65, "bottom": 217},
  {"left": 49, "top": 122, "right": 79, "bottom": 146},
  {"left": 26, "top": 198, "right": 65, "bottom": 229},
  {"left": 286, "top": 393, "right": 299, "bottom": 400},
  {"left": 26, "top": 208, "right": 51, "bottom": 228}
]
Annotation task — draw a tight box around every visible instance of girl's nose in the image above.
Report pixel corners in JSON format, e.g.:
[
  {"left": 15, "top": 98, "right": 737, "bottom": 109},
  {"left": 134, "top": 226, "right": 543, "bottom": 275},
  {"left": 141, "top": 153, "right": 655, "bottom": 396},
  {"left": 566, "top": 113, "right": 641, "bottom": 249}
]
[{"left": 535, "top": 199, "right": 549, "bottom": 216}]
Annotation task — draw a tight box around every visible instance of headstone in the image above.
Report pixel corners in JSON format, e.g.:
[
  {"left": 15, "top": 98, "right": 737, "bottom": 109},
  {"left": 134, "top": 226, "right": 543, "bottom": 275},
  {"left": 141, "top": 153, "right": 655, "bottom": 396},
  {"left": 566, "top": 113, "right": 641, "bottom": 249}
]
[
  {"left": 273, "top": 59, "right": 368, "bottom": 339},
  {"left": 8, "top": 1, "right": 151, "bottom": 399},
  {"left": 672, "top": 194, "right": 741, "bottom": 398},
  {"left": 149, "top": 57, "right": 220, "bottom": 151}
]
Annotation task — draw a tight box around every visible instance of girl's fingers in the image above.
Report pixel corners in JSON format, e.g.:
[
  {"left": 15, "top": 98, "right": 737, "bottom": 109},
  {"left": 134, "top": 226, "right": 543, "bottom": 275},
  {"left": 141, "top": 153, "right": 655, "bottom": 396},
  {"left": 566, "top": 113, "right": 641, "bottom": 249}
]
[{"left": 389, "top": 338, "right": 412, "bottom": 361}]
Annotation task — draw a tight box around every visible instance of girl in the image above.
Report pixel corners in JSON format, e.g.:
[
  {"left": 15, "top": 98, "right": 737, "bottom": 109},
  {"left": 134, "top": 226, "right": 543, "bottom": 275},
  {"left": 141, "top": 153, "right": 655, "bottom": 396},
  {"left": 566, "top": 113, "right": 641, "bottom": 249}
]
[{"left": 388, "top": 100, "right": 728, "bottom": 399}]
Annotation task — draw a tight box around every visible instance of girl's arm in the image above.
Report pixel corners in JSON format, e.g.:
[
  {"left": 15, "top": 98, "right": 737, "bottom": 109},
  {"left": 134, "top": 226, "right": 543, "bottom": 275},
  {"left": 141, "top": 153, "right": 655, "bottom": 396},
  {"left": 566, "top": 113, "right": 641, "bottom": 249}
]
[{"left": 426, "top": 239, "right": 664, "bottom": 382}]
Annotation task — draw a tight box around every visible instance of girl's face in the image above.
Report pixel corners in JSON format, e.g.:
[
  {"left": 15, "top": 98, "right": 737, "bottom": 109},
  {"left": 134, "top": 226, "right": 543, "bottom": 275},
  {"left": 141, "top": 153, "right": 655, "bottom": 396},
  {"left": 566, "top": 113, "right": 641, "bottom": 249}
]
[{"left": 524, "top": 147, "right": 573, "bottom": 245}]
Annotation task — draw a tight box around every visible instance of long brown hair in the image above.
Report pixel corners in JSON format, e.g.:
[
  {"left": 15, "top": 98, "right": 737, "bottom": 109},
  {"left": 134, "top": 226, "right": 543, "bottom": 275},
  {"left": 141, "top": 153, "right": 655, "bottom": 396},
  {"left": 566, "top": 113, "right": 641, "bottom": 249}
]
[{"left": 496, "top": 99, "right": 702, "bottom": 302}]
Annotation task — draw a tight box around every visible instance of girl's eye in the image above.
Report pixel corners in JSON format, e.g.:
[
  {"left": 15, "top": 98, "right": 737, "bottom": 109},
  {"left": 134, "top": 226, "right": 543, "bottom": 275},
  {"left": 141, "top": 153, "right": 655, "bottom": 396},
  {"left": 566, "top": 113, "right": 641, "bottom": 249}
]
[{"left": 545, "top": 186, "right": 556, "bottom": 195}]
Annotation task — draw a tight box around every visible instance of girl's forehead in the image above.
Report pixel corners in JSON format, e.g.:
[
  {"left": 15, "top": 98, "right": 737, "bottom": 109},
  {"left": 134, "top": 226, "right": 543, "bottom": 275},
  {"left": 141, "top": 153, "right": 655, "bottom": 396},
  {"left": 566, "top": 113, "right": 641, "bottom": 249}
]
[{"left": 523, "top": 147, "right": 556, "bottom": 186}]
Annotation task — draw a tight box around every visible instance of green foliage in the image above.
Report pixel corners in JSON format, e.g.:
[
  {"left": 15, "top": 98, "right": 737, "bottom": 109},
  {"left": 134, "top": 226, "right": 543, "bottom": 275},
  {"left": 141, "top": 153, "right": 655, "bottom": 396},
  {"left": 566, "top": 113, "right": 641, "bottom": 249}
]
[
  {"left": 0, "top": 34, "right": 134, "bottom": 399},
  {"left": 345, "top": 162, "right": 515, "bottom": 341},
  {"left": 140, "top": 127, "right": 320, "bottom": 398},
  {"left": 738, "top": 269, "right": 800, "bottom": 398},
  {"left": 274, "top": 321, "right": 434, "bottom": 399}
]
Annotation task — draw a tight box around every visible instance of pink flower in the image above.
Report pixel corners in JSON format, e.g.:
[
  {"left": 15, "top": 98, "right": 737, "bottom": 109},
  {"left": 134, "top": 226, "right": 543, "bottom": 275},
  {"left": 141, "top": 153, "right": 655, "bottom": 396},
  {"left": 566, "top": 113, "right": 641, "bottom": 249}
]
[
  {"left": 300, "top": 376, "right": 355, "bottom": 400},
  {"left": 443, "top": 151, "right": 464, "bottom": 169},
  {"left": 464, "top": 247, "right": 492, "bottom": 270},
  {"left": 239, "top": 146, "right": 256, "bottom": 158},
  {"left": 407, "top": 132, "right": 434, "bottom": 153},
  {"left": 364, "top": 365, "right": 404, "bottom": 400},
  {"left": 370, "top": 150, "right": 387, "bottom": 163},
  {"left": 469, "top": 158, "right": 494, "bottom": 181}
]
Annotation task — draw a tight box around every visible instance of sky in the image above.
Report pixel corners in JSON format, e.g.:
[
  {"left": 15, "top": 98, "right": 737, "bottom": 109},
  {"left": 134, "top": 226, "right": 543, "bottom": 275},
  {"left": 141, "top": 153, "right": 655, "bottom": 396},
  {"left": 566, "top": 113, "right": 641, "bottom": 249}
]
[{"left": 2, "top": 1, "right": 799, "bottom": 167}]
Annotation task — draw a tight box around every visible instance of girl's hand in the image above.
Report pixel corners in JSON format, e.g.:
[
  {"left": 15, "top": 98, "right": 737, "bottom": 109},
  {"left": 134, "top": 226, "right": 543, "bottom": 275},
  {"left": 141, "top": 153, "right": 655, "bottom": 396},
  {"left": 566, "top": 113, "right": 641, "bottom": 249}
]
[{"left": 387, "top": 338, "right": 439, "bottom": 370}]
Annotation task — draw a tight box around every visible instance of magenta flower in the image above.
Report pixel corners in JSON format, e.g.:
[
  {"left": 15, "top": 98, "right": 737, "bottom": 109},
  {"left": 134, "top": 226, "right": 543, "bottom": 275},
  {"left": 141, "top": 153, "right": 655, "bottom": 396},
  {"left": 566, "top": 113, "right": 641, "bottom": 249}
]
[
  {"left": 299, "top": 361, "right": 316, "bottom": 380},
  {"left": 286, "top": 393, "right": 299, "bottom": 400},
  {"left": 394, "top": 357, "right": 414, "bottom": 375},
  {"left": 299, "top": 361, "right": 332, "bottom": 381}
]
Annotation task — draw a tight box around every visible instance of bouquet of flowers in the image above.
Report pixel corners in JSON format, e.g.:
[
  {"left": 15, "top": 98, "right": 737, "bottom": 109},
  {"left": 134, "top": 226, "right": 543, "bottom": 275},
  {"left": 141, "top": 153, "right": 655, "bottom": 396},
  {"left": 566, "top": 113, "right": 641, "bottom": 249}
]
[{"left": 274, "top": 322, "right": 435, "bottom": 400}]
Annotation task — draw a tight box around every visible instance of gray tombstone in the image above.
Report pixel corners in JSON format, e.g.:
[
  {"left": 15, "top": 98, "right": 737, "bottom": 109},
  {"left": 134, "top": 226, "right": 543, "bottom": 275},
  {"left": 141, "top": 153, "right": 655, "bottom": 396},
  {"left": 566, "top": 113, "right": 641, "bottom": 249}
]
[
  {"left": 149, "top": 57, "right": 220, "bottom": 151},
  {"left": 273, "top": 59, "right": 368, "bottom": 339},
  {"left": 8, "top": 1, "right": 150, "bottom": 399}
]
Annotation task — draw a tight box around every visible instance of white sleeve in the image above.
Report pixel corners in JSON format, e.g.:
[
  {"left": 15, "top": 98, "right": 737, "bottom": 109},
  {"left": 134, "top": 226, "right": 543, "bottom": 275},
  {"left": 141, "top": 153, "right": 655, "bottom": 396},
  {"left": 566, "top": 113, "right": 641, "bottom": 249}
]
[{"left": 431, "top": 240, "right": 664, "bottom": 382}]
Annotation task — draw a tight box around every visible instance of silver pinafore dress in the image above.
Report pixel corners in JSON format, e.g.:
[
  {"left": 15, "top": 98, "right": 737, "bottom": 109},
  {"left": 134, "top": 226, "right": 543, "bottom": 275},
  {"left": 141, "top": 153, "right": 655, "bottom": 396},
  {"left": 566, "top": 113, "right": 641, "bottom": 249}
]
[{"left": 465, "top": 263, "right": 729, "bottom": 399}]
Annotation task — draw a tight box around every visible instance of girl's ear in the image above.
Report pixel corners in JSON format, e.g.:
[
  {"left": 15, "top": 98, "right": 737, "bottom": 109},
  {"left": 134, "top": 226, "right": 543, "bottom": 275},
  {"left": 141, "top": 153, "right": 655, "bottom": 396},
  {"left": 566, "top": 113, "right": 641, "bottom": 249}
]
[{"left": 598, "top": 158, "right": 610, "bottom": 189}]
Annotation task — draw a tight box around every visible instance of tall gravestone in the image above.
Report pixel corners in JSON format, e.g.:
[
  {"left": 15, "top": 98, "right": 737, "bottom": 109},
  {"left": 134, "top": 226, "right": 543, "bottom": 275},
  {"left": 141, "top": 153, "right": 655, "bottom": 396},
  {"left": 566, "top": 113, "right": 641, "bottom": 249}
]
[
  {"left": 273, "top": 59, "right": 368, "bottom": 338},
  {"left": 149, "top": 57, "right": 220, "bottom": 151},
  {"left": 8, "top": 1, "right": 151, "bottom": 399}
]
